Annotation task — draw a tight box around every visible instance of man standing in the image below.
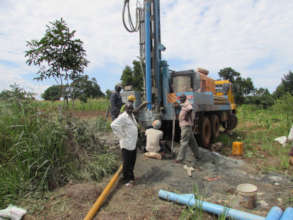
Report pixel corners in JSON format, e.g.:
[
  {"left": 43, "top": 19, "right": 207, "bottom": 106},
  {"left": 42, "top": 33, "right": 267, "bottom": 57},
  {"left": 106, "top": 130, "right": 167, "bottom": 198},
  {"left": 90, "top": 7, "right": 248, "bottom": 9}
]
[
  {"left": 111, "top": 103, "right": 138, "bottom": 186},
  {"left": 176, "top": 94, "right": 200, "bottom": 164},
  {"left": 110, "top": 84, "right": 123, "bottom": 120}
]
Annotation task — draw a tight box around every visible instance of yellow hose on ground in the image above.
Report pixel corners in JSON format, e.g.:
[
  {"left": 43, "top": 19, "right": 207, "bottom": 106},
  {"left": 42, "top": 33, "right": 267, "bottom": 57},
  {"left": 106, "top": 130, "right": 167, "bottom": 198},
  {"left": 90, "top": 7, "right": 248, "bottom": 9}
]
[{"left": 84, "top": 164, "right": 123, "bottom": 220}]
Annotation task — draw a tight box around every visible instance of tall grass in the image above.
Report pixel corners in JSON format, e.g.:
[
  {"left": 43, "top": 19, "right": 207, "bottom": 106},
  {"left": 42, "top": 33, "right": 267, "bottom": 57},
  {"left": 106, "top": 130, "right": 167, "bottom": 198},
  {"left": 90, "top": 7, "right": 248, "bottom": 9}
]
[
  {"left": 0, "top": 96, "right": 116, "bottom": 208},
  {"left": 37, "top": 98, "right": 109, "bottom": 112}
]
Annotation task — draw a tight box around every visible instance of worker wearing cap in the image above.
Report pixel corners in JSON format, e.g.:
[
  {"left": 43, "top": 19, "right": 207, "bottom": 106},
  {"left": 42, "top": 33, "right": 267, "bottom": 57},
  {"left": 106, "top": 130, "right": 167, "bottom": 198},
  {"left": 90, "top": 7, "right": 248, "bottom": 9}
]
[
  {"left": 175, "top": 94, "right": 200, "bottom": 164},
  {"left": 144, "top": 120, "right": 171, "bottom": 159},
  {"left": 110, "top": 84, "right": 123, "bottom": 120},
  {"left": 121, "top": 95, "right": 148, "bottom": 115},
  {"left": 145, "top": 120, "right": 163, "bottom": 153},
  {"left": 120, "top": 95, "right": 136, "bottom": 113},
  {"left": 111, "top": 103, "right": 138, "bottom": 186}
]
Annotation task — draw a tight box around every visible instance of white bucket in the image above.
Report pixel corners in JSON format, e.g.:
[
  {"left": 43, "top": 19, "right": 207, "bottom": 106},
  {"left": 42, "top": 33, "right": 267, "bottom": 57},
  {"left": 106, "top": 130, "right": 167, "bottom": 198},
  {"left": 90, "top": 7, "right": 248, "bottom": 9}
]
[{"left": 236, "top": 183, "right": 258, "bottom": 209}]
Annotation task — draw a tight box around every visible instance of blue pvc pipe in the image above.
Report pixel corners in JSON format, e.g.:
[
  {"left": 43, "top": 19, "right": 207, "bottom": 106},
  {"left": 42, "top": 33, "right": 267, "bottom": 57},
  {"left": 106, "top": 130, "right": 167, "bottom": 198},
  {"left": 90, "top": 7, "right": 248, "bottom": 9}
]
[
  {"left": 280, "top": 207, "right": 293, "bottom": 220},
  {"left": 145, "top": 0, "right": 152, "bottom": 110},
  {"left": 158, "top": 190, "right": 266, "bottom": 220},
  {"left": 265, "top": 207, "right": 283, "bottom": 220}
]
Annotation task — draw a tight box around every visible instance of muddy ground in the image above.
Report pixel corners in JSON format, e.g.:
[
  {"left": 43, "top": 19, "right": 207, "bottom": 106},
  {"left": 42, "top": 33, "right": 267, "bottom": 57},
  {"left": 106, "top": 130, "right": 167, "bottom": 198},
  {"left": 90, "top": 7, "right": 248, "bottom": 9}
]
[{"left": 24, "top": 130, "right": 293, "bottom": 220}]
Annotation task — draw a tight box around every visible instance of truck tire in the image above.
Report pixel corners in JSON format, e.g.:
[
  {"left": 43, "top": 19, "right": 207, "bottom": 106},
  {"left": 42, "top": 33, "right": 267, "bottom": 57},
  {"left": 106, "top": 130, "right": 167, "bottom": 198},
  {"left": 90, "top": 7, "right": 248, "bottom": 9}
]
[
  {"left": 199, "top": 116, "right": 212, "bottom": 148},
  {"left": 224, "top": 114, "right": 238, "bottom": 131},
  {"left": 211, "top": 114, "right": 220, "bottom": 139},
  {"left": 228, "top": 114, "right": 238, "bottom": 130}
]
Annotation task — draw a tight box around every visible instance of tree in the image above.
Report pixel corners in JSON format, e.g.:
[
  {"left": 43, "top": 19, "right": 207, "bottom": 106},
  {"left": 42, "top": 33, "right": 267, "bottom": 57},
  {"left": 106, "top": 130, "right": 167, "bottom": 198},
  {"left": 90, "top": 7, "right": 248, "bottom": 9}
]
[
  {"left": 0, "top": 84, "right": 34, "bottom": 100},
  {"left": 218, "top": 67, "right": 240, "bottom": 83},
  {"left": 218, "top": 67, "right": 254, "bottom": 104},
  {"left": 25, "top": 18, "right": 89, "bottom": 104},
  {"left": 273, "top": 71, "right": 293, "bottom": 98},
  {"left": 282, "top": 71, "right": 293, "bottom": 94},
  {"left": 120, "top": 60, "right": 144, "bottom": 91},
  {"left": 42, "top": 85, "right": 62, "bottom": 101},
  {"left": 245, "top": 88, "right": 274, "bottom": 108},
  {"left": 273, "top": 84, "right": 286, "bottom": 99},
  {"left": 105, "top": 89, "right": 112, "bottom": 99},
  {"left": 71, "top": 75, "right": 104, "bottom": 102}
]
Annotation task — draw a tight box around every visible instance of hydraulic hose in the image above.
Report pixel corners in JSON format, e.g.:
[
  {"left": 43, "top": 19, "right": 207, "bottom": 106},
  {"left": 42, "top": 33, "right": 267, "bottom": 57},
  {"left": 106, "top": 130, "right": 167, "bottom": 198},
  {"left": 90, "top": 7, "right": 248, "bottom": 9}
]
[{"left": 122, "top": 0, "right": 141, "bottom": 33}]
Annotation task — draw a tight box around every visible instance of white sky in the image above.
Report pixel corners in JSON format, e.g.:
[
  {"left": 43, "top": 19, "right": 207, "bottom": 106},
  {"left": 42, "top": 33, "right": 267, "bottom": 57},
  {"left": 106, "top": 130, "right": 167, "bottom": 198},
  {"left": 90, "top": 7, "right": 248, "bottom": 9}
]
[{"left": 0, "top": 0, "right": 293, "bottom": 98}]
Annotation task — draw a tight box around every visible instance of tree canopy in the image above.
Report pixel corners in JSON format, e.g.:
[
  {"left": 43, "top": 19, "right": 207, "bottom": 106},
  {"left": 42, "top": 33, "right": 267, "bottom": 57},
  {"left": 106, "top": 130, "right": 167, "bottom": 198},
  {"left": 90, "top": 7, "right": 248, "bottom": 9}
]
[
  {"left": 218, "top": 67, "right": 254, "bottom": 104},
  {"left": 273, "top": 71, "right": 293, "bottom": 98},
  {"left": 0, "top": 84, "right": 34, "bottom": 100},
  {"left": 105, "top": 89, "right": 112, "bottom": 99},
  {"left": 71, "top": 75, "right": 104, "bottom": 102},
  {"left": 42, "top": 85, "right": 62, "bottom": 101},
  {"left": 120, "top": 60, "right": 144, "bottom": 91},
  {"left": 42, "top": 76, "right": 104, "bottom": 102},
  {"left": 245, "top": 88, "right": 274, "bottom": 108},
  {"left": 25, "top": 18, "right": 89, "bottom": 101}
]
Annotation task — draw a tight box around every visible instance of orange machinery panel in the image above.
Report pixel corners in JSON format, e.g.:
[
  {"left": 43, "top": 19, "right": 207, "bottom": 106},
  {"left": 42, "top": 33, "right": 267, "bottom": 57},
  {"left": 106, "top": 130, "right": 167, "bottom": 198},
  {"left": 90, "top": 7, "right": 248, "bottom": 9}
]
[{"left": 199, "top": 73, "right": 215, "bottom": 94}]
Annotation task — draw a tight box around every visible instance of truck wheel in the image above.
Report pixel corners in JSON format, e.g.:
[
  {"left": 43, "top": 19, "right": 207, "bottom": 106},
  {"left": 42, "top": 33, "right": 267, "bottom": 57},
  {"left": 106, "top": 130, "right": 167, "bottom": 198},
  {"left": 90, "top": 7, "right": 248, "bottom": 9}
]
[
  {"left": 224, "top": 114, "right": 238, "bottom": 131},
  {"left": 211, "top": 114, "right": 220, "bottom": 139},
  {"left": 228, "top": 114, "right": 238, "bottom": 130},
  {"left": 199, "top": 116, "right": 212, "bottom": 148}
]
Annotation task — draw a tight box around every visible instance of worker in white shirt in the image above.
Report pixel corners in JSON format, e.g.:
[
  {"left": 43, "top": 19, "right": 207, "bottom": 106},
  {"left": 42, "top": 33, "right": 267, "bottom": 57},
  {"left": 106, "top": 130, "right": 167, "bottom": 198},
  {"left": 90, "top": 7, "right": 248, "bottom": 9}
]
[
  {"left": 111, "top": 103, "right": 138, "bottom": 187},
  {"left": 145, "top": 120, "right": 163, "bottom": 152},
  {"left": 144, "top": 120, "right": 171, "bottom": 159}
]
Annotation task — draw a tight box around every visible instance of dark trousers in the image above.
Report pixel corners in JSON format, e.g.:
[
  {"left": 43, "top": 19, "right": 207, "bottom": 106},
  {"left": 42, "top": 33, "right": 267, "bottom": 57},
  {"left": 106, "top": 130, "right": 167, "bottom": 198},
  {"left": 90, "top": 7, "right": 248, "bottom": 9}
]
[
  {"left": 111, "top": 111, "right": 120, "bottom": 121},
  {"left": 121, "top": 148, "right": 137, "bottom": 182}
]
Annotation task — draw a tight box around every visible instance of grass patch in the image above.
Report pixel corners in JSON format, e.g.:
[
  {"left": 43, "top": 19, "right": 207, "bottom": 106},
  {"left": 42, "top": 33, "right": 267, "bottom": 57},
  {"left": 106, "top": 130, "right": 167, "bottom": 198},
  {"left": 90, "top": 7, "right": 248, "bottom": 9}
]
[
  {"left": 37, "top": 98, "right": 109, "bottom": 112},
  {"left": 0, "top": 96, "right": 117, "bottom": 209},
  {"left": 215, "top": 99, "right": 293, "bottom": 175}
]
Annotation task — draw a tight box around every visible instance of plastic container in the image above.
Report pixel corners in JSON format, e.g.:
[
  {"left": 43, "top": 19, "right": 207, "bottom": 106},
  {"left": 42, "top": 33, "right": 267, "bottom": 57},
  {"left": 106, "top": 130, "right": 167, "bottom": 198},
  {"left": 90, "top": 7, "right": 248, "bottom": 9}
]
[
  {"left": 232, "top": 141, "right": 243, "bottom": 156},
  {"left": 237, "top": 183, "right": 258, "bottom": 209}
]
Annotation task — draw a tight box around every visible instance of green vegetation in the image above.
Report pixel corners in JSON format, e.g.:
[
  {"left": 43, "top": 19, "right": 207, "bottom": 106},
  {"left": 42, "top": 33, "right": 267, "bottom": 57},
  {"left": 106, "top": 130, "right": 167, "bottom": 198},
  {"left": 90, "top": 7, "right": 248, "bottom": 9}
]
[
  {"left": 121, "top": 60, "right": 144, "bottom": 91},
  {"left": 273, "top": 71, "right": 293, "bottom": 98},
  {"left": 217, "top": 68, "right": 293, "bottom": 108},
  {"left": 180, "top": 185, "right": 232, "bottom": 220},
  {"left": 37, "top": 98, "right": 109, "bottom": 112},
  {"left": 218, "top": 67, "right": 254, "bottom": 105},
  {"left": 180, "top": 185, "right": 204, "bottom": 220},
  {"left": 25, "top": 18, "right": 89, "bottom": 104},
  {"left": 70, "top": 75, "right": 105, "bottom": 102},
  {"left": 0, "top": 93, "right": 116, "bottom": 209},
  {"left": 41, "top": 85, "right": 62, "bottom": 101},
  {"left": 216, "top": 95, "right": 293, "bottom": 173}
]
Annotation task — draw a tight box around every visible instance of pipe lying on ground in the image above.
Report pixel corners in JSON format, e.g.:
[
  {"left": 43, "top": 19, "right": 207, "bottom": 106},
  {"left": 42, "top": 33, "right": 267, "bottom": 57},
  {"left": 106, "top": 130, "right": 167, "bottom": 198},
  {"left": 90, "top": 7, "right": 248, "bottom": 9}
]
[
  {"left": 158, "top": 190, "right": 285, "bottom": 220},
  {"left": 84, "top": 165, "right": 123, "bottom": 220},
  {"left": 265, "top": 206, "right": 283, "bottom": 220},
  {"left": 279, "top": 207, "right": 293, "bottom": 220}
]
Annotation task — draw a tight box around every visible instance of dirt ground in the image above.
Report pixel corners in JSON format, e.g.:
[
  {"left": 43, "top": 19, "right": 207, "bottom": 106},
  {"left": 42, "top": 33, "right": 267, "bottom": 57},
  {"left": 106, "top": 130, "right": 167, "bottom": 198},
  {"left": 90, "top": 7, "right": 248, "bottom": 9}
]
[
  {"left": 22, "top": 110, "right": 293, "bottom": 220},
  {"left": 23, "top": 130, "right": 292, "bottom": 220}
]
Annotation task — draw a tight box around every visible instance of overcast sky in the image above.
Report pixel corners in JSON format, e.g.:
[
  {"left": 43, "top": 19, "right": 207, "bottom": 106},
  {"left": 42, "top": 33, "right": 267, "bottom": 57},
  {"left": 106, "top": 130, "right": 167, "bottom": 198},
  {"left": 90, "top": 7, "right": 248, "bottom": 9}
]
[{"left": 1, "top": 0, "right": 293, "bottom": 98}]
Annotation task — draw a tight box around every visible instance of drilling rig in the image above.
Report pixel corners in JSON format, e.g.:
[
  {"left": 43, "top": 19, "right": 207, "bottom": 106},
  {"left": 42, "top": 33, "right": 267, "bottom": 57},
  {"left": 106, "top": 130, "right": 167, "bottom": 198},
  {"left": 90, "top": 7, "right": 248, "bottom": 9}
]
[{"left": 121, "top": 0, "right": 237, "bottom": 148}]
